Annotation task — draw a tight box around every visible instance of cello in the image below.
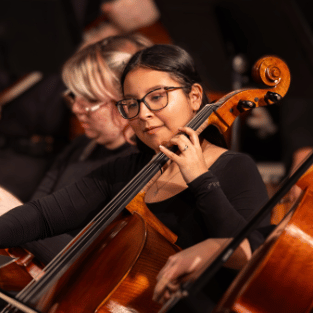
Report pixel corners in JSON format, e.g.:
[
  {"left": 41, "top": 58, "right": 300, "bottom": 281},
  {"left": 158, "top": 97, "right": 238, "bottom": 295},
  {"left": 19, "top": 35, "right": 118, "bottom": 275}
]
[
  {"left": 0, "top": 55, "right": 290, "bottom": 313},
  {"left": 212, "top": 158, "right": 313, "bottom": 313},
  {"left": 158, "top": 156, "right": 313, "bottom": 313}
]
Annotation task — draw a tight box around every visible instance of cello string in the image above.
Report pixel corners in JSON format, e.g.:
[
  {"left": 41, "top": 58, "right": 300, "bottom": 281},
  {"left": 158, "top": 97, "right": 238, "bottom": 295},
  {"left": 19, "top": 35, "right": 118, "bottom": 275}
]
[
  {"left": 15, "top": 104, "right": 218, "bottom": 303},
  {"left": 15, "top": 159, "right": 163, "bottom": 301},
  {"left": 15, "top": 153, "right": 170, "bottom": 301},
  {"left": 0, "top": 291, "right": 38, "bottom": 313},
  {"left": 58, "top": 103, "right": 217, "bottom": 241},
  {"left": 16, "top": 104, "right": 218, "bottom": 303},
  {"left": 15, "top": 104, "right": 217, "bottom": 304}
]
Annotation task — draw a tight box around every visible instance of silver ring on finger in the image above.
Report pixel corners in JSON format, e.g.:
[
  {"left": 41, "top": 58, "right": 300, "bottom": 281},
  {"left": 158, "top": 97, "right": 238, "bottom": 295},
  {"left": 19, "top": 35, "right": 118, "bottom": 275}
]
[{"left": 183, "top": 145, "right": 188, "bottom": 152}]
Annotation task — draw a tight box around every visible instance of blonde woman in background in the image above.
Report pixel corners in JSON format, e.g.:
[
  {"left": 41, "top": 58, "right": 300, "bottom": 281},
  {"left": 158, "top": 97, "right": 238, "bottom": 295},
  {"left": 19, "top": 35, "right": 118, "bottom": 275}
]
[{"left": 2, "top": 34, "right": 152, "bottom": 265}]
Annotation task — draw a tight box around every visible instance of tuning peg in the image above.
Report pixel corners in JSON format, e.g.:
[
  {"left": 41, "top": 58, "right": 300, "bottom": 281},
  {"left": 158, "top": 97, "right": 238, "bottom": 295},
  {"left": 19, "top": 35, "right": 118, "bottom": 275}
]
[
  {"left": 264, "top": 91, "right": 282, "bottom": 105},
  {"left": 237, "top": 100, "right": 256, "bottom": 113}
]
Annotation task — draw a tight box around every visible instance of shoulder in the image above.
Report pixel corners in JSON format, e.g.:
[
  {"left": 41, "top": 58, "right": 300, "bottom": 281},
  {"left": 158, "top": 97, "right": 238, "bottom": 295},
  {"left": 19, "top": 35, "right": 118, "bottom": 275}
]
[
  {"left": 213, "top": 151, "right": 258, "bottom": 170},
  {"left": 211, "top": 151, "right": 263, "bottom": 185},
  {"left": 111, "top": 151, "right": 152, "bottom": 171},
  {"left": 211, "top": 151, "right": 268, "bottom": 205}
]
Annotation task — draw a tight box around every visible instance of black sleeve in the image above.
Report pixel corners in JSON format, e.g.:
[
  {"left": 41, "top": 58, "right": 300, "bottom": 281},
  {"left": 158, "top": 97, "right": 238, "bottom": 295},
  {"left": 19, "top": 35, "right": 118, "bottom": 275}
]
[
  {"left": 188, "top": 153, "right": 269, "bottom": 251},
  {"left": 31, "top": 136, "right": 86, "bottom": 200},
  {"left": 0, "top": 165, "right": 111, "bottom": 248},
  {"left": 0, "top": 152, "right": 148, "bottom": 248}
]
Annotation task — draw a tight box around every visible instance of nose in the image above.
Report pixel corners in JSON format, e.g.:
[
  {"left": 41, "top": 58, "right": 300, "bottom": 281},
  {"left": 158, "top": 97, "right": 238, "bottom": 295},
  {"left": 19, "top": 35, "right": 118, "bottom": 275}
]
[
  {"left": 71, "top": 101, "right": 85, "bottom": 116},
  {"left": 137, "top": 101, "right": 153, "bottom": 119}
]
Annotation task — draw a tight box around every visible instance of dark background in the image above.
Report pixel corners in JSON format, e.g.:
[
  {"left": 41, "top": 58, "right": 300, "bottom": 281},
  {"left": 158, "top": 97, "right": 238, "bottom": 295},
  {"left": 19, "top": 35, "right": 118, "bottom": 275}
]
[{"left": 1, "top": 0, "right": 313, "bottom": 165}]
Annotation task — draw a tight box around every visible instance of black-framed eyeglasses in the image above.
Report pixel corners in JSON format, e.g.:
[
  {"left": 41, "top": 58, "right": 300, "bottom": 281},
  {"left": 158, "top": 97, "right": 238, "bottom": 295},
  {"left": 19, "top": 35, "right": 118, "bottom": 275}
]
[
  {"left": 116, "top": 86, "right": 185, "bottom": 119},
  {"left": 62, "top": 90, "right": 107, "bottom": 116}
]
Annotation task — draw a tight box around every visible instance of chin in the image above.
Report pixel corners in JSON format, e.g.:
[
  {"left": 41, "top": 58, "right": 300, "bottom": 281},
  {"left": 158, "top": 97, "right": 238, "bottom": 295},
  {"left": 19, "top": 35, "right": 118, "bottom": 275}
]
[{"left": 84, "top": 130, "right": 98, "bottom": 139}]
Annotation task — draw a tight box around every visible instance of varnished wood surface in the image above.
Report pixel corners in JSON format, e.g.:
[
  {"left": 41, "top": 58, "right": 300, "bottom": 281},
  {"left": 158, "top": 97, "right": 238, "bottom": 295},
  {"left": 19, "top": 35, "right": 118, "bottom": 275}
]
[
  {"left": 0, "top": 248, "right": 44, "bottom": 292},
  {"left": 214, "top": 188, "right": 313, "bottom": 313},
  {"left": 11, "top": 213, "right": 179, "bottom": 313},
  {"left": 214, "top": 162, "right": 313, "bottom": 313}
]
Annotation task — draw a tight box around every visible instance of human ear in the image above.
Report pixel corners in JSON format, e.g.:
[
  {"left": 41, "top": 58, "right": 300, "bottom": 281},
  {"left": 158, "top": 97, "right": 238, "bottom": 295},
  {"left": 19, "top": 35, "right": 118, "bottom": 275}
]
[{"left": 189, "top": 83, "right": 203, "bottom": 112}]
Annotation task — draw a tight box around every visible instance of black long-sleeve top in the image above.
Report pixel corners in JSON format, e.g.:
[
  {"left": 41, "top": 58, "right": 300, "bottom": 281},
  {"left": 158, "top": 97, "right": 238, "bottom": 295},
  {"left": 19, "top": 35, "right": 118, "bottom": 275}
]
[
  {"left": 0, "top": 150, "right": 269, "bottom": 251},
  {"left": 0, "top": 150, "right": 270, "bottom": 312}
]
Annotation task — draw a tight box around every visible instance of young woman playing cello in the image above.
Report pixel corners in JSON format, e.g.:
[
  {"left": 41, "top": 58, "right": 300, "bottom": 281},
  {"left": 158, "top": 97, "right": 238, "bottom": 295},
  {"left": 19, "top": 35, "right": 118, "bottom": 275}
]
[{"left": 0, "top": 44, "right": 270, "bottom": 312}]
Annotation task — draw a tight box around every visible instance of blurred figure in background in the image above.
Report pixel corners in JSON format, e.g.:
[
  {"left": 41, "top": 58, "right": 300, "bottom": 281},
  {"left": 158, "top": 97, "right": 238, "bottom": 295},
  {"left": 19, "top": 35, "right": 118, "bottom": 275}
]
[
  {"left": 21, "top": 34, "right": 152, "bottom": 264},
  {"left": 0, "top": 0, "right": 103, "bottom": 202},
  {"left": 82, "top": 0, "right": 162, "bottom": 46},
  {"left": 0, "top": 75, "right": 70, "bottom": 202},
  {"left": 31, "top": 34, "right": 152, "bottom": 201},
  {"left": 0, "top": 0, "right": 158, "bottom": 203}
]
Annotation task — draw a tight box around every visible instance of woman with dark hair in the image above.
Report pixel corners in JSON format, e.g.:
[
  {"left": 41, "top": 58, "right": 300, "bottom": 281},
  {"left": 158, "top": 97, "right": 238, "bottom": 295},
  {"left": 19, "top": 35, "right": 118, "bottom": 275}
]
[
  {"left": 121, "top": 44, "right": 210, "bottom": 105},
  {"left": 114, "top": 44, "right": 270, "bottom": 311},
  {"left": 0, "top": 44, "right": 269, "bottom": 312},
  {"left": 120, "top": 44, "right": 227, "bottom": 153}
]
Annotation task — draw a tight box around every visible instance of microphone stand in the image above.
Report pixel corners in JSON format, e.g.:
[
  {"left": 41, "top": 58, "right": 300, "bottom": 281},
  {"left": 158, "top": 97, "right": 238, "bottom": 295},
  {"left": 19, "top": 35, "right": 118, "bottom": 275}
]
[{"left": 160, "top": 151, "right": 313, "bottom": 313}]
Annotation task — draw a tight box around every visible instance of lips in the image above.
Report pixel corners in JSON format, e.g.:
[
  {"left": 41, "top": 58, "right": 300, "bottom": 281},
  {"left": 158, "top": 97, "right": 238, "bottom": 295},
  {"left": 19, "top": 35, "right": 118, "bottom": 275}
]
[
  {"left": 144, "top": 126, "right": 162, "bottom": 134},
  {"left": 79, "top": 121, "right": 90, "bottom": 129}
]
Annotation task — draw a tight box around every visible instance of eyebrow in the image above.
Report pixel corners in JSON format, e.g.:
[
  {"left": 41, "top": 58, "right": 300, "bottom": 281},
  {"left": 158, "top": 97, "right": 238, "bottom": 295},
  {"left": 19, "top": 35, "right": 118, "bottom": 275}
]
[{"left": 123, "top": 85, "right": 165, "bottom": 99}]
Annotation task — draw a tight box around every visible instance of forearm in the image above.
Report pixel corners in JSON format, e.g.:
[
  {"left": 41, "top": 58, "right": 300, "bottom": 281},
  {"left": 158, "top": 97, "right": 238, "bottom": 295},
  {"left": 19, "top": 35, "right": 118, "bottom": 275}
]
[
  {"left": 153, "top": 237, "right": 252, "bottom": 303},
  {"left": 188, "top": 238, "right": 252, "bottom": 272},
  {"left": 0, "top": 203, "right": 48, "bottom": 248},
  {"left": 220, "top": 238, "right": 252, "bottom": 270},
  {"left": 0, "top": 179, "right": 107, "bottom": 248}
]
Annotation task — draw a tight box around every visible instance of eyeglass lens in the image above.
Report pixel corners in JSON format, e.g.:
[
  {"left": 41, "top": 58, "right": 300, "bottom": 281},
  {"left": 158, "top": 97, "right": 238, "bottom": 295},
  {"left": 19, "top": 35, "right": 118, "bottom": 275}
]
[
  {"left": 63, "top": 91, "right": 106, "bottom": 114},
  {"left": 119, "top": 89, "right": 168, "bottom": 119}
]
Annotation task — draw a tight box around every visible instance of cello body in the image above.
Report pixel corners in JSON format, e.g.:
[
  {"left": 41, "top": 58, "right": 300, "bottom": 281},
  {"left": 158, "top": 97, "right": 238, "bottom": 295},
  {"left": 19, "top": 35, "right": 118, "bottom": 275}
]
[
  {"left": 213, "top": 172, "right": 313, "bottom": 313},
  {"left": 0, "top": 247, "right": 44, "bottom": 292},
  {"left": 5, "top": 210, "right": 180, "bottom": 313}
]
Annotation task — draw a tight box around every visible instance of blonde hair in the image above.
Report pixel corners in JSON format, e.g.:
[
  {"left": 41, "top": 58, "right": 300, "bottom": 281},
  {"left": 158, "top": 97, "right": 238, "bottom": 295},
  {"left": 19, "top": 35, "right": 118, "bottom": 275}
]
[{"left": 62, "top": 34, "right": 152, "bottom": 103}]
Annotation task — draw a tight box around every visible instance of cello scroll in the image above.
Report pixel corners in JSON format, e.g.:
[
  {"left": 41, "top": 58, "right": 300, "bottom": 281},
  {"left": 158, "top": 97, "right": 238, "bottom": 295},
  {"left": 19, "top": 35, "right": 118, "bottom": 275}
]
[{"left": 206, "top": 55, "right": 290, "bottom": 146}]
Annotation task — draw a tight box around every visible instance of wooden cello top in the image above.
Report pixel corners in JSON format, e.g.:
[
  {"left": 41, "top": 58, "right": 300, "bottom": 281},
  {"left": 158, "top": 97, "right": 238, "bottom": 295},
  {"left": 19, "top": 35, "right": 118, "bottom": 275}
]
[{"left": 213, "top": 165, "right": 313, "bottom": 313}]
